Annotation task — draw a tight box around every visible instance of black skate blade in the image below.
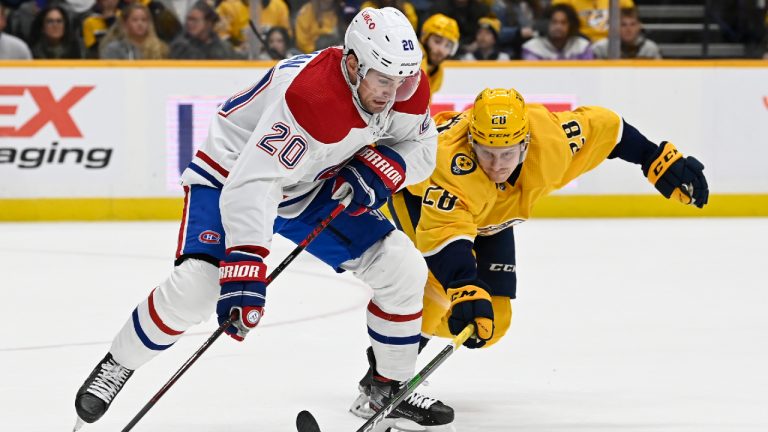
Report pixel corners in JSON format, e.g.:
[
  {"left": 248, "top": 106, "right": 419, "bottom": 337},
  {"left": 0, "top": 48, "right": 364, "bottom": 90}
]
[{"left": 296, "top": 410, "right": 321, "bottom": 432}]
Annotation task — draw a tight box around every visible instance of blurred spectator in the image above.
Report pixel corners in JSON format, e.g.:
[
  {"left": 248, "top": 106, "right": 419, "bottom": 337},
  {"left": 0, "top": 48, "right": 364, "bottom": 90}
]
[
  {"left": 216, "top": 0, "right": 248, "bottom": 46},
  {"left": 256, "top": 25, "right": 301, "bottom": 59},
  {"left": 551, "top": 0, "right": 634, "bottom": 42},
  {"left": 1, "top": 4, "right": 32, "bottom": 59},
  {"left": 429, "top": 0, "right": 491, "bottom": 49},
  {"left": 294, "top": 0, "right": 344, "bottom": 53},
  {"left": 169, "top": 1, "right": 244, "bottom": 59},
  {"left": 521, "top": 3, "right": 593, "bottom": 60},
  {"left": 461, "top": 16, "right": 510, "bottom": 60},
  {"left": 5, "top": 0, "right": 41, "bottom": 43},
  {"left": 492, "top": 0, "right": 542, "bottom": 58},
  {"left": 592, "top": 7, "right": 660, "bottom": 59},
  {"left": 420, "top": 13, "right": 460, "bottom": 93},
  {"left": 360, "top": 0, "right": 418, "bottom": 29},
  {"left": 101, "top": 3, "right": 168, "bottom": 58},
  {"left": 259, "top": 0, "right": 292, "bottom": 36},
  {"left": 147, "top": 0, "right": 182, "bottom": 43},
  {"left": 29, "top": 4, "right": 86, "bottom": 58},
  {"left": 710, "top": 0, "right": 767, "bottom": 58},
  {"left": 81, "top": 0, "right": 120, "bottom": 57}
]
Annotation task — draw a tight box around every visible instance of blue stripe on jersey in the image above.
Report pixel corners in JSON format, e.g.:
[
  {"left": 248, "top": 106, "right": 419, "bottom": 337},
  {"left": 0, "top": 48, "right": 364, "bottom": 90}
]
[
  {"left": 188, "top": 162, "right": 224, "bottom": 189},
  {"left": 220, "top": 67, "right": 275, "bottom": 115},
  {"left": 367, "top": 327, "right": 421, "bottom": 346},
  {"left": 278, "top": 189, "right": 313, "bottom": 208},
  {"left": 132, "top": 309, "right": 174, "bottom": 351}
]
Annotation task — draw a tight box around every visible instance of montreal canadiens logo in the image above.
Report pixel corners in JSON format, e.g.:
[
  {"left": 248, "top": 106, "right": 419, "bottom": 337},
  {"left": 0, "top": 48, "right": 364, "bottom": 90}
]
[
  {"left": 451, "top": 153, "right": 476, "bottom": 175},
  {"left": 198, "top": 230, "right": 221, "bottom": 244},
  {"left": 246, "top": 309, "right": 262, "bottom": 326}
]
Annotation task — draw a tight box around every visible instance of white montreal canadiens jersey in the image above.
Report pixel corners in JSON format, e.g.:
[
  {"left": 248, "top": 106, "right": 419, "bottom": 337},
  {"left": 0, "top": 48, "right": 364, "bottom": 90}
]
[{"left": 180, "top": 47, "right": 437, "bottom": 254}]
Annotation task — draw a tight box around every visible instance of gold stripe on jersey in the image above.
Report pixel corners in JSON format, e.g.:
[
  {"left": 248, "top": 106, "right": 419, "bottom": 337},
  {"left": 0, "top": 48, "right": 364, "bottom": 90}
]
[{"left": 405, "top": 104, "right": 623, "bottom": 258}]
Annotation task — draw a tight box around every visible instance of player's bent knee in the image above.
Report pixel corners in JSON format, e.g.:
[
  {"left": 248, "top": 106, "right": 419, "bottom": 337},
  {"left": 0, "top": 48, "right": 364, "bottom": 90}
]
[
  {"left": 154, "top": 258, "right": 220, "bottom": 328},
  {"left": 483, "top": 296, "right": 513, "bottom": 348},
  {"left": 357, "top": 231, "right": 427, "bottom": 313}
]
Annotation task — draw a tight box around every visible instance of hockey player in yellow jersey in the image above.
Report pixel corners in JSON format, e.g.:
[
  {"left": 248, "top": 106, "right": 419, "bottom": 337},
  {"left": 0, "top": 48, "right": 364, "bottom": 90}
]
[
  {"left": 350, "top": 88, "right": 709, "bottom": 422},
  {"left": 420, "top": 14, "right": 460, "bottom": 94}
]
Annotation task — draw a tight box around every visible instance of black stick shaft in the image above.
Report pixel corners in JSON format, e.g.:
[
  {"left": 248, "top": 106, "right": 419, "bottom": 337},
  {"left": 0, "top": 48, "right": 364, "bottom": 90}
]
[{"left": 122, "top": 196, "right": 351, "bottom": 431}]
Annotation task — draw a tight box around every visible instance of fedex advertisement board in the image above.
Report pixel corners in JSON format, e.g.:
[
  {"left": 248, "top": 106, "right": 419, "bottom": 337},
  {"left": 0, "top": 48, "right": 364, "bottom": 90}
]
[{"left": 1, "top": 61, "right": 766, "bottom": 203}]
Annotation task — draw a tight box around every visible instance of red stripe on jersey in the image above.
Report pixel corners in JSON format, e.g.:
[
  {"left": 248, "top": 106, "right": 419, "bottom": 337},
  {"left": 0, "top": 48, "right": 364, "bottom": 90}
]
[
  {"left": 175, "top": 185, "right": 190, "bottom": 259},
  {"left": 285, "top": 48, "right": 366, "bottom": 144},
  {"left": 226, "top": 245, "right": 271, "bottom": 259},
  {"left": 148, "top": 288, "right": 183, "bottom": 335},
  {"left": 367, "top": 301, "right": 422, "bottom": 322},
  {"left": 392, "top": 70, "right": 430, "bottom": 115},
  {"left": 196, "top": 150, "right": 229, "bottom": 178}
]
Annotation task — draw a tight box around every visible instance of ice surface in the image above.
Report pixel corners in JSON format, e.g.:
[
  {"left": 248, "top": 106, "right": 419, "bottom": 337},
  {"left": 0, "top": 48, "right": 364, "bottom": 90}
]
[{"left": 1, "top": 219, "right": 766, "bottom": 431}]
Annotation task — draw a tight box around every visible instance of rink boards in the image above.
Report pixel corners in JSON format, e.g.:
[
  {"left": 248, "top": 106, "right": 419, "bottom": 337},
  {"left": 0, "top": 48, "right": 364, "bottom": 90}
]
[{"left": 0, "top": 59, "right": 766, "bottom": 220}]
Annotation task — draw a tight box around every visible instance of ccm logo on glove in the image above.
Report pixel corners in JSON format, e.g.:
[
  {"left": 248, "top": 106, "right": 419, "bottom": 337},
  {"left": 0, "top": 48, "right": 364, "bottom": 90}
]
[{"left": 446, "top": 280, "right": 495, "bottom": 348}]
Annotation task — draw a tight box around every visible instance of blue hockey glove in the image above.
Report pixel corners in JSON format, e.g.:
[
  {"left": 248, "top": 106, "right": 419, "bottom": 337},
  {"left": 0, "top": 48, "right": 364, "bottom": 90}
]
[
  {"left": 217, "top": 251, "right": 267, "bottom": 341},
  {"left": 446, "top": 279, "right": 494, "bottom": 349},
  {"left": 332, "top": 145, "right": 406, "bottom": 216},
  {"left": 642, "top": 142, "right": 709, "bottom": 208}
]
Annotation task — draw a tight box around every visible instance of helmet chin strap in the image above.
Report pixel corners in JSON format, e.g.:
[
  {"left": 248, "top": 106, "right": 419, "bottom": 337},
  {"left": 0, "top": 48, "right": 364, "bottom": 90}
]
[
  {"left": 341, "top": 52, "right": 395, "bottom": 118},
  {"left": 341, "top": 53, "right": 367, "bottom": 113}
]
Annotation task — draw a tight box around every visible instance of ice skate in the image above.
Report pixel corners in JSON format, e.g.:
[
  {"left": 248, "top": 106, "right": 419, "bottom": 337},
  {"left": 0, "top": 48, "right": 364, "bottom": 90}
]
[
  {"left": 353, "top": 347, "right": 454, "bottom": 431},
  {"left": 74, "top": 353, "right": 134, "bottom": 424}
]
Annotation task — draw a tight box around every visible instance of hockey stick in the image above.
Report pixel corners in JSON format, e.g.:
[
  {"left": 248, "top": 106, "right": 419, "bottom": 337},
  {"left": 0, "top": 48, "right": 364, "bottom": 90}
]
[
  {"left": 122, "top": 192, "right": 353, "bottom": 432},
  {"left": 296, "top": 323, "right": 477, "bottom": 432}
]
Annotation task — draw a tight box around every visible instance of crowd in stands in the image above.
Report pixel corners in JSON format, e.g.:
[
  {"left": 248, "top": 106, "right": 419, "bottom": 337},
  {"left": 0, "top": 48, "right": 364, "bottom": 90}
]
[{"left": 0, "top": 0, "right": 766, "bottom": 60}]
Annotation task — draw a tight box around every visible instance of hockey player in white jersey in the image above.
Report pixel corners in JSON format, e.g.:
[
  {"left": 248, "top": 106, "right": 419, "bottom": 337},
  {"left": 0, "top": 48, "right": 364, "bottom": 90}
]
[{"left": 74, "top": 7, "right": 454, "bottom": 430}]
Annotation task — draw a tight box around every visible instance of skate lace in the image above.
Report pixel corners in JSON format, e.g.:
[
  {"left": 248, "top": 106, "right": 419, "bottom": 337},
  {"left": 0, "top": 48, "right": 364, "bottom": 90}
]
[
  {"left": 86, "top": 359, "right": 131, "bottom": 403},
  {"left": 404, "top": 391, "right": 438, "bottom": 410}
]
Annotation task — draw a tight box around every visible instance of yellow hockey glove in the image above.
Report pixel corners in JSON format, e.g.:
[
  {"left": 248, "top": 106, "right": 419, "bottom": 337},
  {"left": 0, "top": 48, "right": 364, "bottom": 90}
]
[{"left": 446, "top": 280, "right": 494, "bottom": 349}]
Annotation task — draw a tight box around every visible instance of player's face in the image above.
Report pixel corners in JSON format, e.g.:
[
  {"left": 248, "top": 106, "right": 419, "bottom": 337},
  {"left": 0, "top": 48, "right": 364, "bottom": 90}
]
[
  {"left": 426, "top": 34, "right": 454, "bottom": 64},
  {"left": 358, "top": 69, "right": 407, "bottom": 113},
  {"left": 473, "top": 141, "right": 526, "bottom": 183}
]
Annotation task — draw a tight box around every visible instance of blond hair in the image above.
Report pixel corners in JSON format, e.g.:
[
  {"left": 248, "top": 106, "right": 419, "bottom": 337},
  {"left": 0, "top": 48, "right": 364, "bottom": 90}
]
[{"left": 101, "top": 4, "right": 169, "bottom": 59}]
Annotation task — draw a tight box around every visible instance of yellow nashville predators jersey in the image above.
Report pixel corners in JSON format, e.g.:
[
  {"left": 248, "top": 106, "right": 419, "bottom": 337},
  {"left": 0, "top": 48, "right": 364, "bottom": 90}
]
[{"left": 394, "top": 104, "right": 623, "bottom": 256}]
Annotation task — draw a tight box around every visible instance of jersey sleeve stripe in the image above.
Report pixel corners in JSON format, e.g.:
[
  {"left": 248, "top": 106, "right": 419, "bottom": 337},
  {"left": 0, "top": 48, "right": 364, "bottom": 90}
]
[
  {"left": 187, "top": 162, "right": 224, "bottom": 189},
  {"left": 195, "top": 150, "right": 229, "bottom": 178},
  {"left": 219, "top": 67, "right": 275, "bottom": 118}
]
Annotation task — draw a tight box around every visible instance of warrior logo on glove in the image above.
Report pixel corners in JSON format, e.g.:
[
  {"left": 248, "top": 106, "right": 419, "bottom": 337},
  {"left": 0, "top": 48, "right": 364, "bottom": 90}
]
[{"left": 245, "top": 308, "right": 262, "bottom": 326}]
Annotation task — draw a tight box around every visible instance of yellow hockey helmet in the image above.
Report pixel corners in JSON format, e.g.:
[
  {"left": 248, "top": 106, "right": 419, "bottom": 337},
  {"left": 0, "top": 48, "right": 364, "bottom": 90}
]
[
  {"left": 420, "top": 13, "right": 460, "bottom": 55},
  {"left": 469, "top": 88, "right": 530, "bottom": 148}
]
